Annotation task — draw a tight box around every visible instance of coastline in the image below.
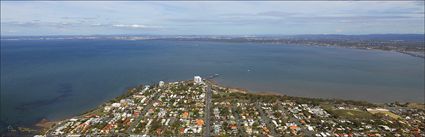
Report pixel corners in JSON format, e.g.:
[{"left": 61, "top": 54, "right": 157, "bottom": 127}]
[
  {"left": 209, "top": 79, "right": 425, "bottom": 108},
  {"left": 3, "top": 75, "right": 423, "bottom": 135},
  {"left": 3, "top": 78, "right": 415, "bottom": 134},
  {"left": 35, "top": 79, "right": 425, "bottom": 136},
  {"left": 397, "top": 51, "right": 425, "bottom": 59},
  {"left": 290, "top": 43, "right": 425, "bottom": 59},
  {"left": 29, "top": 85, "right": 145, "bottom": 134}
]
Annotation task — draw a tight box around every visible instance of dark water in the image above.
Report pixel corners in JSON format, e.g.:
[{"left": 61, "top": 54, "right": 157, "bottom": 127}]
[{"left": 1, "top": 39, "right": 424, "bottom": 126}]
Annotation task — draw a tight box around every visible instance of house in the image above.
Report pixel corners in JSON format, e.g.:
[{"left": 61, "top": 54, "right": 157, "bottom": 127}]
[
  {"left": 182, "top": 112, "right": 189, "bottom": 119},
  {"left": 104, "top": 106, "right": 112, "bottom": 112},
  {"left": 110, "top": 102, "right": 120, "bottom": 107},
  {"left": 196, "top": 119, "right": 204, "bottom": 126}
]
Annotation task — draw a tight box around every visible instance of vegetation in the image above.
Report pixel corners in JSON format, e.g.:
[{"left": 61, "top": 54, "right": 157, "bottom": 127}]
[{"left": 330, "top": 109, "right": 374, "bottom": 120}]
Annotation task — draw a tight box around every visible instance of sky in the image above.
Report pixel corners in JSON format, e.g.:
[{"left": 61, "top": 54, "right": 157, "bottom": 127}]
[{"left": 1, "top": 1, "right": 424, "bottom": 36}]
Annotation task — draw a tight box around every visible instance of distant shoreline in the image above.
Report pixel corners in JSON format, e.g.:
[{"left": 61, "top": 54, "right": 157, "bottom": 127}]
[
  {"left": 2, "top": 36, "right": 423, "bottom": 59},
  {"left": 1, "top": 38, "right": 423, "bottom": 135}
]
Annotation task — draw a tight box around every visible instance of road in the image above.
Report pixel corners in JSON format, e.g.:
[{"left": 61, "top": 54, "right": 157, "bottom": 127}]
[
  {"left": 126, "top": 89, "right": 162, "bottom": 134},
  {"left": 255, "top": 103, "right": 278, "bottom": 137},
  {"left": 231, "top": 103, "right": 247, "bottom": 136},
  {"left": 203, "top": 83, "right": 212, "bottom": 137}
]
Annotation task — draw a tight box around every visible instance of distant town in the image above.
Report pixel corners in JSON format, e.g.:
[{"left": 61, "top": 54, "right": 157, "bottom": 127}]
[
  {"left": 13, "top": 76, "right": 421, "bottom": 136},
  {"left": 2, "top": 34, "right": 424, "bottom": 58}
]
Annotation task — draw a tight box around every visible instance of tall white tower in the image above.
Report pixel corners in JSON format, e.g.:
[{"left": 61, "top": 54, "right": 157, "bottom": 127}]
[
  {"left": 194, "top": 76, "right": 202, "bottom": 84},
  {"left": 159, "top": 81, "right": 165, "bottom": 87}
]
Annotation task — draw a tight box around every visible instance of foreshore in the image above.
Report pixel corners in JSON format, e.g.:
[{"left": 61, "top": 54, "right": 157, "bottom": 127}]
[{"left": 3, "top": 79, "right": 423, "bottom": 136}]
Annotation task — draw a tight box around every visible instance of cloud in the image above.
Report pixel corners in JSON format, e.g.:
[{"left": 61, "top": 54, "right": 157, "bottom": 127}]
[
  {"left": 414, "top": 1, "right": 425, "bottom": 6},
  {"left": 1, "top": 21, "right": 78, "bottom": 29},
  {"left": 61, "top": 16, "right": 97, "bottom": 20},
  {"left": 256, "top": 11, "right": 298, "bottom": 17},
  {"left": 2, "top": 20, "right": 162, "bottom": 30},
  {"left": 112, "top": 24, "right": 148, "bottom": 28},
  {"left": 90, "top": 23, "right": 106, "bottom": 27},
  {"left": 111, "top": 24, "right": 162, "bottom": 30},
  {"left": 1, "top": 1, "right": 423, "bottom": 35},
  {"left": 166, "top": 13, "right": 421, "bottom": 26}
]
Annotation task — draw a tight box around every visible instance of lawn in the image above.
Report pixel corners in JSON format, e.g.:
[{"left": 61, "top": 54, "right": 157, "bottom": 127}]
[
  {"left": 331, "top": 109, "right": 375, "bottom": 119},
  {"left": 368, "top": 110, "right": 401, "bottom": 119}
]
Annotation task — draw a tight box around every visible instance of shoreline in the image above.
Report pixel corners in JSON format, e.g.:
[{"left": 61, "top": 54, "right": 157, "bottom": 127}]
[
  {"left": 209, "top": 79, "right": 425, "bottom": 107},
  {"left": 4, "top": 79, "right": 422, "bottom": 135},
  {"left": 36, "top": 79, "right": 424, "bottom": 136},
  {"left": 286, "top": 43, "right": 425, "bottom": 59},
  {"left": 30, "top": 80, "right": 422, "bottom": 123},
  {"left": 212, "top": 80, "right": 424, "bottom": 104},
  {"left": 169, "top": 39, "right": 425, "bottom": 59},
  {"left": 3, "top": 37, "right": 423, "bottom": 59}
]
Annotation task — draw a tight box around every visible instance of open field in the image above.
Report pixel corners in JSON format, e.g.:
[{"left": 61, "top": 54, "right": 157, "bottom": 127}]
[
  {"left": 332, "top": 109, "right": 374, "bottom": 119},
  {"left": 368, "top": 110, "right": 401, "bottom": 119}
]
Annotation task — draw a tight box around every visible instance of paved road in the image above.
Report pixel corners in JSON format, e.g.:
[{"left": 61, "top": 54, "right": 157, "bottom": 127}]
[
  {"left": 231, "top": 103, "right": 247, "bottom": 137},
  {"left": 126, "top": 89, "right": 162, "bottom": 134},
  {"left": 204, "top": 83, "right": 212, "bottom": 137},
  {"left": 255, "top": 102, "right": 278, "bottom": 137}
]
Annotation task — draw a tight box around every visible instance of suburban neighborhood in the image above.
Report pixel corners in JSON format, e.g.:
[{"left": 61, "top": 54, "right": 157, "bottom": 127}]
[{"left": 41, "top": 76, "right": 425, "bottom": 137}]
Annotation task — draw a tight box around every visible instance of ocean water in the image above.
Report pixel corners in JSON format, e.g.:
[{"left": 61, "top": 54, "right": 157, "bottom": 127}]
[{"left": 1, "top": 39, "right": 424, "bottom": 126}]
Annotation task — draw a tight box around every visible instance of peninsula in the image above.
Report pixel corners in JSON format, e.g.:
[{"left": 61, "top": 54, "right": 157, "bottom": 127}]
[{"left": 39, "top": 76, "right": 424, "bottom": 136}]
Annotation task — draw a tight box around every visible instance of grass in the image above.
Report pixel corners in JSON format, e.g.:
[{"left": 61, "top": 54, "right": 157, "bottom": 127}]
[
  {"left": 331, "top": 109, "right": 375, "bottom": 119},
  {"left": 368, "top": 110, "right": 401, "bottom": 119},
  {"left": 319, "top": 103, "right": 376, "bottom": 120},
  {"left": 407, "top": 103, "right": 425, "bottom": 110}
]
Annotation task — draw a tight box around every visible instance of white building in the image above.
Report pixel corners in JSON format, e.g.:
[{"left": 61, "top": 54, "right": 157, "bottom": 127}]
[
  {"left": 159, "top": 81, "right": 165, "bottom": 87},
  {"left": 194, "top": 76, "right": 202, "bottom": 84},
  {"left": 104, "top": 106, "right": 112, "bottom": 112},
  {"left": 111, "top": 103, "right": 121, "bottom": 107}
]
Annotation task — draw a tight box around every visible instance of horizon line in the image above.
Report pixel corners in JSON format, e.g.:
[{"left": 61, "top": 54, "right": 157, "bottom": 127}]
[{"left": 2, "top": 33, "right": 425, "bottom": 37}]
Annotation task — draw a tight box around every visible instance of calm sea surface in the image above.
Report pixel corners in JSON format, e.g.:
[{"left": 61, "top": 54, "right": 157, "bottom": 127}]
[{"left": 1, "top": 39, "right": 424, "bottom": 126}]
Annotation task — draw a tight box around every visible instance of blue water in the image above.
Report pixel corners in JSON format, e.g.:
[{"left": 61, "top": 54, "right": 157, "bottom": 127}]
[{"left": 1, "top": 39, "right": 424, "bottom": 126}]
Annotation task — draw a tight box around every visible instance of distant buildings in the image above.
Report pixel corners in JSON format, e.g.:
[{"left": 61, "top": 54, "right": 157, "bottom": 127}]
[
  {"left": 194, "top": 76, "right": 203, "bottom": 84},
  {"left": 159, "top": 81, "right": 165, "bottom": 87}
]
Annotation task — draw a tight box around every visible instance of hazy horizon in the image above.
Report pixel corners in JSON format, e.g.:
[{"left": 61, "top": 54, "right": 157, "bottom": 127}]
[
  {"left": 1, "top": 1, "right": 424, "bottom": 36},
  {"left": 2, "top": 33, "right": 425, "bottom": 37}
]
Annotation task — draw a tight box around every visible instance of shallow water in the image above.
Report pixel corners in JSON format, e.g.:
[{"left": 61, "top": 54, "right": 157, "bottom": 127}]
[{"left": 1, "top": 39, "right": 424, "bottom": 125}]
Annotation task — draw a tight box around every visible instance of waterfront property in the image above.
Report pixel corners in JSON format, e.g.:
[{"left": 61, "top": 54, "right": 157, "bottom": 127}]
[
  {"left": 40, "top": 78, "right": 425, "bottom": 136},
  {"left": 2, "top": 39, "right": 423, "bottom": 128}
]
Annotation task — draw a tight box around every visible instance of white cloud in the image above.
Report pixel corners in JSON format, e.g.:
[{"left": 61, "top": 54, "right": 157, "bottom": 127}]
[
  {"left": 112, "top": 24, "right": 160, "bottom": 29},
  {"left": 113, "top": 24, "right": 146, "bottom": 28},
  {"left": 1, "top": 1, "right": 423, "bottom": 35}
]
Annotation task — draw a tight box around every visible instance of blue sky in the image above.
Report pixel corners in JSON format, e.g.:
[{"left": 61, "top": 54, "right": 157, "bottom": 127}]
[{"left": 1, "top": 1, "right": 424, "bottom": 36}]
